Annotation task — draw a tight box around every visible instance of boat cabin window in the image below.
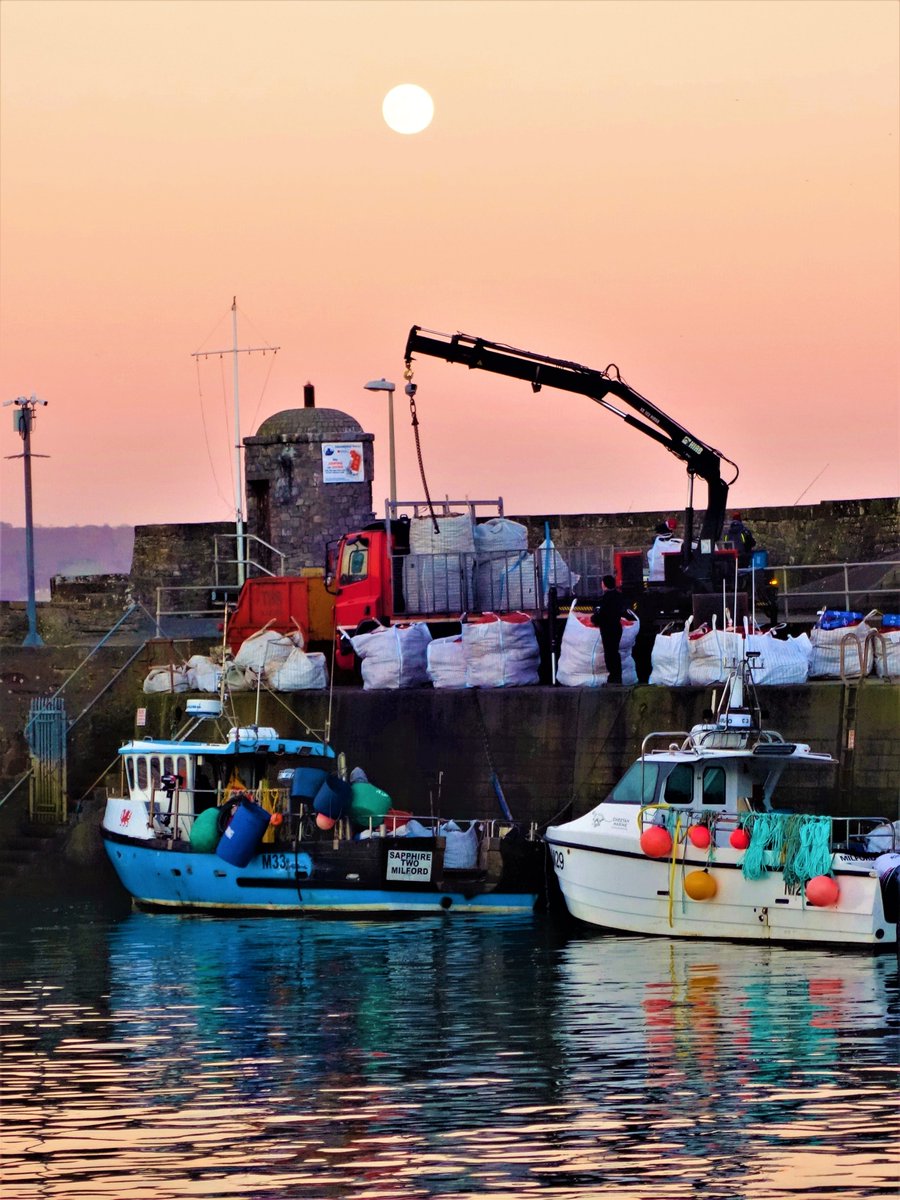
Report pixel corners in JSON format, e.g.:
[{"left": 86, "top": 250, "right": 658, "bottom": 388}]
[
  {"left": 125, "top": 757, "right": 135, "bottom": 789},
  {"left": 607, "top": 761, "right": 661, "bottom": 805},
  {"left": 662, "top": 764, "right": 694, "bottom": 807},
  {"left": 340, "top": 539, "right": 369, "bottom": 585},
  {"left": 136, "top": 758, "right": 148, "bottom": 790},
  {"left": 150, "top": 756, "right": 161, "bottom": 793},
  {"left": 701, "top": 766, "right": 726, "bottom": 807}
]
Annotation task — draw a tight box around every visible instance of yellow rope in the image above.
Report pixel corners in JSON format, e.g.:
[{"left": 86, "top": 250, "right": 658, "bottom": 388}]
[{"left": 667, "top": 813, "right": 683, "bottom": 927}]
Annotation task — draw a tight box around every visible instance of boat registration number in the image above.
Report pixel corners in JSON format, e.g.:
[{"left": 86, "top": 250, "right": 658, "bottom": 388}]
[
  {"left": 260, "top": 853, "right": 292, "bottom": 871},
  {"left": 386, "top": 849, "right": 433, "bottom": 882}
]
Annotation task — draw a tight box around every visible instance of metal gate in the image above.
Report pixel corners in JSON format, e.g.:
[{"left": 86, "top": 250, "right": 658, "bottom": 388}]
[{"left": 25, "top": 697, "right": 68, "bottom": 825}]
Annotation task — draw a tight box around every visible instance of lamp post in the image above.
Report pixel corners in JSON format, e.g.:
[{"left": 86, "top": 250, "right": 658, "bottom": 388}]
[
  {"left": 3, "top": 394, "right": 48, "bottom": 647},
  {"left": 363, "top": 379, "right": 396, "bottom": 505}
]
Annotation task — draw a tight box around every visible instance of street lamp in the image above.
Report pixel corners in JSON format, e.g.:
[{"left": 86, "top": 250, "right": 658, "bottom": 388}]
[
  {"left": 363, "top": 378, "right": 396, "bottom": 505},
  {"left": 3, "top": 394, "right": 48, "bottom": 647}
]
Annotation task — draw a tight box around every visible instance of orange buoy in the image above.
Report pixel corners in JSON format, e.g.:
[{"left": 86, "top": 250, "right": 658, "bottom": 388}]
[
  {"left": 805, "top": 874, "right": 840, "bottom": 907},
  {"left": 316, "top": 813, "right": 336, "bottom": 831},
  {"left": 730, "top": 828, "right": 751, "bottom": 850},
  {"left": 269, "top": 812, "right": 284, "bottom": 827},
  {"left": 687, "top": 825, "right": 711, "bottom": 849},
  {"left": 684, "top": 869, "right": 718, "bottom": 900},
  {"left": 640, "top": 825, "right": 673, "bottom": 858}
]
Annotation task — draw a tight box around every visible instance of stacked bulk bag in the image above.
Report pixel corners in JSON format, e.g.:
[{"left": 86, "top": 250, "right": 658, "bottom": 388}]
[
  {"left": 556, "top": 606, "right": 639, "bottom": 687},
  {"left": 649, "top": 620, "right": 692, "bottom": 686},
  {"left": 403, "top": 514, "right": 475, "bottom": 612},
  {"left": 473, "top": 519, "right": 534, "bottom": 610},
  {"left": 535, "top": 539, "right": 580, "bottom": 605},
  {"left": 266, "top": 649, "right": 328, "bottom": 691},
  {"left": 351, "top": 622, "right": 432, "bottom": 689},
  {"left": 426, "top": 635, "right": 466, "bottom": 688},
  {"left": 808, "top": 610, "right": 877, "bottom": 679},
  {"left": 462, "top": 612, "right": 540, "bottom": 687}
]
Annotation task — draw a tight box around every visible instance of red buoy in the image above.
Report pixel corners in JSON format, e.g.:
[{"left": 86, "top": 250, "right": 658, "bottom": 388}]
[
  {"left": 730, "top": 828, "right": 751, "bottom": 850},
  {"left": 640, "top": 825, "right": 673, "bottom": 858},
  {"left": 687, "top": 825, "right": 711, "bottom": 849},
  {"left": 316, "top": 813, "right": 336, "bottom": 831},
  {"left": 805, "top": 874, "right": 840, "bottom": 907}
]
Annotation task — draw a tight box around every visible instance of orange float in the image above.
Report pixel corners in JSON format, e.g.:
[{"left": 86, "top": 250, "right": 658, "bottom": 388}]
[
  {"left": 640, "top": 825, "right": 673, "bottom": 858},
  {"left": 684, "top": 870, "right": 718, "bottom": 900}
]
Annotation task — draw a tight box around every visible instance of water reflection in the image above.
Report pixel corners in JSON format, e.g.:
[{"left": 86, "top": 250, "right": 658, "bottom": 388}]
[{"left": 1, "top": 901, "right": 897, "bottom": 1199}]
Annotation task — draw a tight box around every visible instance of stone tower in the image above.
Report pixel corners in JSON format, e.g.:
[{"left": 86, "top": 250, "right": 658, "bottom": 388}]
[{"left": 243, "top": 385, "right": 375, "bottom": 573}]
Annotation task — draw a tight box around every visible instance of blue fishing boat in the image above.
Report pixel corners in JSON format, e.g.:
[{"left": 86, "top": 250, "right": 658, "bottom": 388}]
[{"left": 100, "top": 700, "right": 543, "bottom": 915}]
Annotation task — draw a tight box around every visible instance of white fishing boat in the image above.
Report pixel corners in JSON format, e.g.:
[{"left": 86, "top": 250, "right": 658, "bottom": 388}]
[{"left": 545, "top": 653, "right": 899, "bottom": 947}]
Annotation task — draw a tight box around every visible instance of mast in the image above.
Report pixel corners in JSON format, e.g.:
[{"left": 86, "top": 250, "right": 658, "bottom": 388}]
[
  {"left": 192, "top": 299, "right": 279, "bottom": 588},
  {"left": 231, "top": 298, "right": 244, "bottom": 585}
]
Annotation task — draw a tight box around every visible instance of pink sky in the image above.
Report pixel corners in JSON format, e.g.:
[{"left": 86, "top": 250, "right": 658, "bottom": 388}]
[{"left": 1, "top": 0, "right": 897, "bottom": 532}]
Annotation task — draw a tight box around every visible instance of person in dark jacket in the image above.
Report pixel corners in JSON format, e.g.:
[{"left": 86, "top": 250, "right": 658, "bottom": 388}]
[
  {"left": 591, "top": 574, "right": 629, "bottom": 685},
  {"left": 725, "top": 512, "right": 756, "bottom": 567}
]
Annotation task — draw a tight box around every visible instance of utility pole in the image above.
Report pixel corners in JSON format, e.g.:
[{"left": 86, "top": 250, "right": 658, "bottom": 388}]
[
  {"left": 191, "top": 298, "right": 279, "bottom": 587},
  {"left": 3, "top": 394, "right": 49, "bottom": 647}
]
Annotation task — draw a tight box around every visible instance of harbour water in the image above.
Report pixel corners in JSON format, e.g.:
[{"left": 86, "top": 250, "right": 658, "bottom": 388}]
[{"left": 2, "top": 897, "right": 898, "bottom": 1199}]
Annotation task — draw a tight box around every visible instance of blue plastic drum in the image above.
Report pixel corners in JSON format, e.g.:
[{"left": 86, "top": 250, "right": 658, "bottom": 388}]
[
  {"left": 215, "top": 799, "right": 272, "bottom": 867},
  {"left": 313, "top": 775, "right": 352, "bottom": 820}
]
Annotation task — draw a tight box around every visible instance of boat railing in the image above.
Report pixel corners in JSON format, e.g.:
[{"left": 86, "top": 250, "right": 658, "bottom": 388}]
[
  {"left": 641, "top": 731, "right": 693, "bottom": 756},
  {"left": 145, "top": 786, "right": 539, "bottom": 847},
  {"left": 647, "top": 806, "right": 898, "bottom": 856}
]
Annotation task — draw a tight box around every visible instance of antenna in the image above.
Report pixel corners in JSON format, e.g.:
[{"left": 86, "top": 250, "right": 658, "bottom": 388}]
[
  {"left": 191, "top": 298, "right": 280, "bottom": 586},
  {"left": 3, "top": 394, "right": 49, "bottom": 647}
]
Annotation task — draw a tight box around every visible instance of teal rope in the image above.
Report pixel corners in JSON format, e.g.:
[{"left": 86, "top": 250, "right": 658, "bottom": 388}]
[{"left": 740, "top": 812, "right": 833, "bottom": 886}]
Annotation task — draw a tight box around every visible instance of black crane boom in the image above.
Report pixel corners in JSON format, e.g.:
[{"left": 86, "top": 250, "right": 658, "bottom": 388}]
[{"left": 404, "top": 327, "right": 738, "bottom": 570}]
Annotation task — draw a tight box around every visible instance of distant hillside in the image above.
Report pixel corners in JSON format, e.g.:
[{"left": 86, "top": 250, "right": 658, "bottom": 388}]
[{"left": 0, "top": 524, "right": 134, "bottom": 601}]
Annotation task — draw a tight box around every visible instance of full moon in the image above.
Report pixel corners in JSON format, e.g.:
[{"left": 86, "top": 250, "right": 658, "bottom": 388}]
[{"left": 382, "top": 84, "right": 434, "bottom": 135}]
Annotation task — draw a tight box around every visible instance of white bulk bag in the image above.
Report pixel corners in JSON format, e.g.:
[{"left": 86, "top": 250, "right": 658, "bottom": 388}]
[
  {"left": 649, "top": 619, "right": 693, "bottom": 687},
  {"left": 426, "top": 635, "right": 466, "bottom": 689},
  {"left": 267, "top": 649, "right": 328, "bottom": 691},
  {"left": 462, "top": 613, "right": 540, "bottom": 688},
  {"left": 746, "top": 632, "right": 811, "bottom": 685},
  {"left": 808, "top": 612, "right": 876, "bottom": 679},
  {"left": 440, "top": 820, "right": 479, "bottom": 868},
  {"left": 351, "top": 622, "right": 432, "bottom": 690},
  {"left": 142, "top": 665, "right": 189, "bottom": 694},
  {"left": 185, "top": 654, "right": 221, "bottom": 693},
  {"left": 557, "top": 608, "right": 639, "bottom": 687},
  {"left": 687, "top": 618, "right": 743, "bottom": 686},
  {"left": 234, "top": 629, "right": 302, "bottom": 673},
  {"left": 872, "top": 628, "right": 900, "bottom": 679}
]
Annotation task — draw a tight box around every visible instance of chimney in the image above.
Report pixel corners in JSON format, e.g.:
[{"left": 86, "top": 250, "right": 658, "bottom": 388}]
[{"left": 303, "top": 382, "right": 315, "bottom": 409}]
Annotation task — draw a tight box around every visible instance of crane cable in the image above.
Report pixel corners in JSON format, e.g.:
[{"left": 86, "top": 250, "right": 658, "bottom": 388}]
[{"left": 403, "top": 361, "right": 439, "bottom": 533}]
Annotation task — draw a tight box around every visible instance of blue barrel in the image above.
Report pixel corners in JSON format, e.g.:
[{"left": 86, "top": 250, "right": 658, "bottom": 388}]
[
  {"left": 291, "top": 766, "right": 328, "bottom": 802},
  {"left": 215, "top": 799, "right": 272, "bottom": 867},
  {"left": 313, "top": 775, "right": 352, "bottom": 820}
]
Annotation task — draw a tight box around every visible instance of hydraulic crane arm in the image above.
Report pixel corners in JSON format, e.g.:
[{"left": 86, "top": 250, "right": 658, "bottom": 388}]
[{"left": 404, "top": 327, "right": 739, "bottom": 551}]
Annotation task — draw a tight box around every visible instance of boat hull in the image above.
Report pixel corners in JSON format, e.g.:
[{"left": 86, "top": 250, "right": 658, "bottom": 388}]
[
  {"left": 545, "top": 831, "right": 896, "bottom": 947},
  {"left": 102, "top": 829, "right": 543, "bottom": 916}
]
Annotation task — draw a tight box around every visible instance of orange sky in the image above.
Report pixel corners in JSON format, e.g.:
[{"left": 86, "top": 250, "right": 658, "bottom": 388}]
[{"left": 1, "top": 0, "right": 898, "bottom": 532}]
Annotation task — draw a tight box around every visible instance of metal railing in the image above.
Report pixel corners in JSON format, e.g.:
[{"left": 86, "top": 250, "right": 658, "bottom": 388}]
[
  {"left": 766, "top": 560, "right": 899, "bottom": 623},
  {"left": 213, "top": 532, "right": 287, "bottom": 586}
]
